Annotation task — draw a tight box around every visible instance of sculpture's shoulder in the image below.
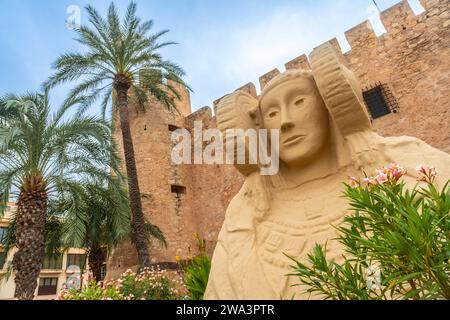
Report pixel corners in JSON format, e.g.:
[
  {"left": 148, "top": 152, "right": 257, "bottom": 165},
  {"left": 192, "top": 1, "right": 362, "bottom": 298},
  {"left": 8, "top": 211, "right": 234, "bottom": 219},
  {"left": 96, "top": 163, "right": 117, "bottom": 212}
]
[
  {"left": 379, "top": 135, "right": 449, "bottom": 161},
  {"left": 223, "top": 172, "right": 267, "bottom": 232},
  {"left": 378, "top": 135, "right": 450, "bottom": 181},
  {"left": 379, "top": 135, "right": 447, "bottom": 154}
]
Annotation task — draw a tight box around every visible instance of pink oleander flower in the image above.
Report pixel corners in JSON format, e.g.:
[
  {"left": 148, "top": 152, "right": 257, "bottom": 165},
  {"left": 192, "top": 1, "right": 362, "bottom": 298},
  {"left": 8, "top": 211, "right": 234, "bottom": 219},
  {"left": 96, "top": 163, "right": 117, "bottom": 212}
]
[
  {"left": 386, "top": 163, "right": 406, "bottom": 181},
  {"left": 363, "top": 177, "right": 377, "bottom": 186},
  {"left": 416, "top": 164, "right": 437, "bottom": 182},
  {"left": 348, "top": 176, "right": 359, "bottom": 188},
  {"left": 375, "top": 171, "right": 389, "bottom": 184}
]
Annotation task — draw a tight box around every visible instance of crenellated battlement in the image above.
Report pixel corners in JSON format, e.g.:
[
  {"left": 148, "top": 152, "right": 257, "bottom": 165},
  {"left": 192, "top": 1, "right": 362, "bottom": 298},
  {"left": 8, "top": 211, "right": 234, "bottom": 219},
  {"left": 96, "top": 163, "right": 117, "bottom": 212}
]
[
  {"left": 419, "top": 0, "right": 442, "bottom": 10},
  {"left": 344, "top": 20, "right": 378, "bottom": 49},
  {"left": 259, "top": 68, "right": 281, "bottom": 90},
  {"left": 212, "top": 0, "right": 447, "bottom": 100},
  {"left": 380, "top": 0, "right": 416, "bottom": 33},
  {"left": 285, "top": 54, "right": 310, "bottom": 71}
]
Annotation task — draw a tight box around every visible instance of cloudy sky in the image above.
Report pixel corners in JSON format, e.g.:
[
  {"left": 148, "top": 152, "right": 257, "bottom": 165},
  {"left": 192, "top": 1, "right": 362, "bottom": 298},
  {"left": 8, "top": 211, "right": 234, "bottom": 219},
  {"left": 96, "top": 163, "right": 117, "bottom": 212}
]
[{"left": 0, "top": 0, "right": 425, "bottom": 114}]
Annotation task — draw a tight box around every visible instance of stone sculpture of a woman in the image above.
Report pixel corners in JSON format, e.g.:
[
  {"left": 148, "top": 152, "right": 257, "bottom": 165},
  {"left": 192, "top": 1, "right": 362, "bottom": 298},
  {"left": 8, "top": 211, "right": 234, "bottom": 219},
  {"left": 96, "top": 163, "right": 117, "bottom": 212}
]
[{"left": 204, "top": 43, "right": 450, "bottom": 300}]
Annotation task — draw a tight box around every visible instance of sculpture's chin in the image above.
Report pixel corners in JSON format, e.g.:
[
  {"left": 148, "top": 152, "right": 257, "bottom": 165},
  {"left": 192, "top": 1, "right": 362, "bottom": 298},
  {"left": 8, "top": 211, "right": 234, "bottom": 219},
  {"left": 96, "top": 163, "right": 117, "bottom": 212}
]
[{"left": 280, "top": 143, "right": 324, "bottom": 168}]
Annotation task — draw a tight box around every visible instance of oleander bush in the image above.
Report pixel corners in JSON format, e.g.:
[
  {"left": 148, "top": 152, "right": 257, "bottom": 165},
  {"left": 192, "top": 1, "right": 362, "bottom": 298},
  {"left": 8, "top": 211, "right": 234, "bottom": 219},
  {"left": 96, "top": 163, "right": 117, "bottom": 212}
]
[
  {"left": 288, "top": 164, "right": 450, "bottom": 300},
  {"left": 59, "top": 232, "right": 214, "bottom": 300},
  {"left": 59, "top": 266, "right": 188, "bottom": 300}
]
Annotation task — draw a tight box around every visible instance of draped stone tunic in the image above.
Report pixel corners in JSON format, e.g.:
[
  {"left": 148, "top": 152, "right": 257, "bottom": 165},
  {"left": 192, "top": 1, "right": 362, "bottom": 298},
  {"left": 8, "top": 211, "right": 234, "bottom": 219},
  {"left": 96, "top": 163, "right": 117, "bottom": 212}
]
[{"left": 205, "top": 137, "right": 450, "bottom": 299}]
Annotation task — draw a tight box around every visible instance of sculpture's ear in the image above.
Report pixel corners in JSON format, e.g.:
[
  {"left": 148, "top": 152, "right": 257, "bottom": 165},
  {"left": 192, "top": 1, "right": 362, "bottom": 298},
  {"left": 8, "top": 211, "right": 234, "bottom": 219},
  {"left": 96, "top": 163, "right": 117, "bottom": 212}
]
[
  {"left": 216, "top": 91, "right": 260, "bottom": 176},
  {"left": 216, "top": 91, "right": 259, "bottom": 132},
  {"left": 310, "top": 42, "right": 372, "bottom": 137}
]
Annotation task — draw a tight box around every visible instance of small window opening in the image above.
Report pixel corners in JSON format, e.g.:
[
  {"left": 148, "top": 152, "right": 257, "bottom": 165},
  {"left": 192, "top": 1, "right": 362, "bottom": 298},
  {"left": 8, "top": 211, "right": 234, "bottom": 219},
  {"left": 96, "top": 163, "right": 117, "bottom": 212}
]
[
  {"left": 171, "top": 184, "right": 186, "bottom": 195},
  {"left": 168, "top": 124, "right": 181, "bottom": 132}
]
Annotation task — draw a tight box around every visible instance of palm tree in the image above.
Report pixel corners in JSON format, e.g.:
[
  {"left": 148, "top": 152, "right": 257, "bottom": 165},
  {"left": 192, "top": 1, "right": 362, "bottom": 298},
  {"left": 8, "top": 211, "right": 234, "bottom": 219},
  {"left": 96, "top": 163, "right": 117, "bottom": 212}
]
[
  {"left": 0, "top": 206, "right": 65, "bottom": 283},
  {"left": 58, "top": 181, "right": 166, "bottom": 282},
  {"left": 44, "top": 1, "right": 190, "bottom": 267},
  {"left": 0, "top": 91, "right": 121, "bottom": 299}
]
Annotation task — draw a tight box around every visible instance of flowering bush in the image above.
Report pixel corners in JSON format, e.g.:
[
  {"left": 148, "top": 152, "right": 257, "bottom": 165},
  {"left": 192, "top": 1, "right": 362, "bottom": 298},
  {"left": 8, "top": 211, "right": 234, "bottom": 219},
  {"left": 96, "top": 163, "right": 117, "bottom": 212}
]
[
  {"left": 58, "top": 266, "right": 188, "bottom": 300},
  {"left": 288, "top": 164, "right": 450, "bottom": 300}
]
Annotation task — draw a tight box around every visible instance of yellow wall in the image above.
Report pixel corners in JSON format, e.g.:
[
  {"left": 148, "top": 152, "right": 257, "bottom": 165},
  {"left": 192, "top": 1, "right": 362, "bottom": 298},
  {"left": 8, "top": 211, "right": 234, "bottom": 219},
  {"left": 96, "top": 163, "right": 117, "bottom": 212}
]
[{"left": 0, "top": 203, "right": 91, "bottom": 300}]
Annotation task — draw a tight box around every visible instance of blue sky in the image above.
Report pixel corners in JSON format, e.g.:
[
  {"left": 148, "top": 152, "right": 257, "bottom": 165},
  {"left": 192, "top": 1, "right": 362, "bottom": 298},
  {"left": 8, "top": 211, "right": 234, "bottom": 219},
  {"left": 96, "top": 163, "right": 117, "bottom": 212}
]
[{"left": 0, "top": 0, "right": 425, "bottom": 114}]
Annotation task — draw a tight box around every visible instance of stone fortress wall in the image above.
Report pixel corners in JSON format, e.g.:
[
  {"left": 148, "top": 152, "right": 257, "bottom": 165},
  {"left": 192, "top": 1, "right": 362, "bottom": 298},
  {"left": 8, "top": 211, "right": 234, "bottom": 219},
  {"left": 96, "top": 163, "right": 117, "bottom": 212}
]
[{"left": 108, "top": 0, "right": 449, "bottom": 273}]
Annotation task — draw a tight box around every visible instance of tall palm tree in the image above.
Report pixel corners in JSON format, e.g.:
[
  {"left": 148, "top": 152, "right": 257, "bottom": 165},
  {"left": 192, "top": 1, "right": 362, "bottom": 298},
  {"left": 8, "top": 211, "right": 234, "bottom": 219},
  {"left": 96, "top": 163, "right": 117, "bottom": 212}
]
[
  {"left": 57, "top": 181, "right": 166, "bottom": 282},
  {"left": 0, "top": 91, "right": 122, "bottom": 299},
  {"left": 44, "top": 1, "right": 190, "bottom": 267},
  {"left": 0, "top": 206, "right": 65, "bottom": 283}
]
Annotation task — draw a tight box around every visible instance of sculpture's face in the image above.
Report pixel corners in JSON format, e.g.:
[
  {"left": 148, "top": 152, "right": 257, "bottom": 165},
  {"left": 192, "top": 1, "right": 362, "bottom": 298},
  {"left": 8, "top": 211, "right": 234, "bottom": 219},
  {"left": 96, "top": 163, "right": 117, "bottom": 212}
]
[{"left": 260, "top": 75, "right": 329, "bottom": 167}]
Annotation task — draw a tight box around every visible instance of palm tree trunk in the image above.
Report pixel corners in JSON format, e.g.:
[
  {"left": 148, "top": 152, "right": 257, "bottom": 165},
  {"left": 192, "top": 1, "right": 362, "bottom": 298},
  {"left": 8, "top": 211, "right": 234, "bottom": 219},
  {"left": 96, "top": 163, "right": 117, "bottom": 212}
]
[
  {"left": 13, "top": 172, "right": 47, "bottom": 300},
  {"left": 88, "top": 246, "right": 106, "bottom": 282},
  {"left": 115, "top": 81, "right": 150, "bottom": 267}
]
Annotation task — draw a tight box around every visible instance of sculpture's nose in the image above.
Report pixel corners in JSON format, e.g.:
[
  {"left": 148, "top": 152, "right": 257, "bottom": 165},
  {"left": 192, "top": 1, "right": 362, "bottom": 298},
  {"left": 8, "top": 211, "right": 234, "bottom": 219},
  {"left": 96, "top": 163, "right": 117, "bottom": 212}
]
[{"left": 280, "top": 105, "right": 294, "bottom": 132}]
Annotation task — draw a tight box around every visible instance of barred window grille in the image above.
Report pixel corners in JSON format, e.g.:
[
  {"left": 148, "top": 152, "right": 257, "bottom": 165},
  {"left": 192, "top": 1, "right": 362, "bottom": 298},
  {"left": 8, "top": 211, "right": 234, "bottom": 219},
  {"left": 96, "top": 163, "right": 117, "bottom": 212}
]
[{"left": 362, "top": 82, "right": 399, "bottom": 119}]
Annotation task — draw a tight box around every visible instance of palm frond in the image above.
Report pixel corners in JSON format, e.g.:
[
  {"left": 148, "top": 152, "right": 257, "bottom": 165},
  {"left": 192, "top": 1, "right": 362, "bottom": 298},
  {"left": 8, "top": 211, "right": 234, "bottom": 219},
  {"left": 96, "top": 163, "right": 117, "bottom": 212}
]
[
  {"left": 0, "top": 89, "right": 128, "bottom": 250},
  {"left": 143, "top": 222, "right": 167, "bottom": 248},
  {"left": 45, "top": 2, "right": 190, "bottom": 116}
]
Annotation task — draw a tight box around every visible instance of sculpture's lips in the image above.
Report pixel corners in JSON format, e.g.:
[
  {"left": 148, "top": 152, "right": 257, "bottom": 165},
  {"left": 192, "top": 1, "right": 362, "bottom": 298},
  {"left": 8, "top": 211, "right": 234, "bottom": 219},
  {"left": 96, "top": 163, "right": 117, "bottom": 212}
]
[{"left": 283, "top": 134, "right": 306, "bottom": 146}]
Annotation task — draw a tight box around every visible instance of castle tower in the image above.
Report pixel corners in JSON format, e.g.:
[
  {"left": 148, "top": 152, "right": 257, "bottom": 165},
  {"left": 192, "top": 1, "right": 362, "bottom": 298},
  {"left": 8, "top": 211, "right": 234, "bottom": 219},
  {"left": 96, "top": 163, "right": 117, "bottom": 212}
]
[{"left": 109, "top": 82, "right": 242, "bottom": 273}]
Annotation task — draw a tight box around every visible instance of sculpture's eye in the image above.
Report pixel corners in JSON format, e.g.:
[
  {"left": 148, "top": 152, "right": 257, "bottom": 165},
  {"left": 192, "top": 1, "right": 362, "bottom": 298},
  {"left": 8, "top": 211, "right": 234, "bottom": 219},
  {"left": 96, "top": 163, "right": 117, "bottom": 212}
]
[
  {"left": 268, "top": 111, "right": 278, "bottom": 118},
  {"left": 294, "top": 98, "right": 305, "bottom": 106}
]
